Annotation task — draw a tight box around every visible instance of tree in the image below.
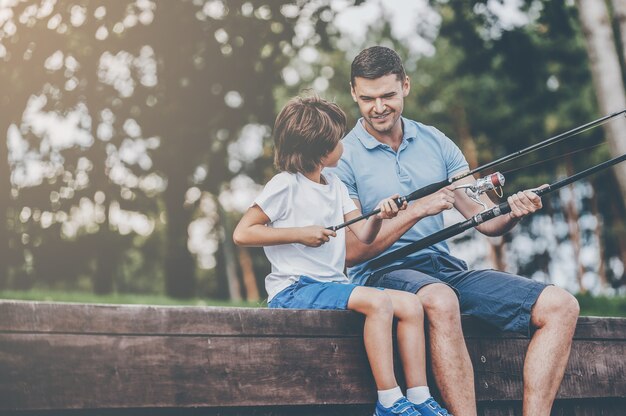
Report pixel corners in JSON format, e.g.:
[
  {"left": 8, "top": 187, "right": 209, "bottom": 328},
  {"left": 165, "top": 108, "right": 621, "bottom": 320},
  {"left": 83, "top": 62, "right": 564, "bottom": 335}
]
[{"left": 576, "top": 0, "right": 626, "bottom": 203}]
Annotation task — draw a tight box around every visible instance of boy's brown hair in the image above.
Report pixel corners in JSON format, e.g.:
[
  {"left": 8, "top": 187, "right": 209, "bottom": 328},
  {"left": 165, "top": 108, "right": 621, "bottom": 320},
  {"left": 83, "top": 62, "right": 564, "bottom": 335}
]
[{"left": 273, "top": 94, "right": 346, "bottom": 174}]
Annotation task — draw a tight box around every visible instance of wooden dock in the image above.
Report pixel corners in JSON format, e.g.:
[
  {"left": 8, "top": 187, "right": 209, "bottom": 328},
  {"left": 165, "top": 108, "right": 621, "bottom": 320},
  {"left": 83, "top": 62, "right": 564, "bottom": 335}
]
[{"left": 0, "top": 300, "right": 624, "bottom": 415}]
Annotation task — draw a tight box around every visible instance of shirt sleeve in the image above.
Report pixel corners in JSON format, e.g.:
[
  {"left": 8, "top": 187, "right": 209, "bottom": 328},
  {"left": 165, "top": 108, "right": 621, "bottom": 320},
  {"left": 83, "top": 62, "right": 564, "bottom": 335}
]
[
  {"left": 253, "top": 173, "right": 291, "bottom": 223},
  {"left": 434, "top": 127, "right": 469, "bottom": 177},
  {"left": 339, "top": 180, "right": 358, "bottom": 215}
]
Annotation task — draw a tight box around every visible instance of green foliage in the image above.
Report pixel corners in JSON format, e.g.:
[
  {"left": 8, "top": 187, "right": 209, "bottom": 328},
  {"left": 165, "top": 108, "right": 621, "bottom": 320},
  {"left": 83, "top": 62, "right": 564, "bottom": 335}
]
[{"left": 1, "top": 0, "right": 624, "bottom": 298}]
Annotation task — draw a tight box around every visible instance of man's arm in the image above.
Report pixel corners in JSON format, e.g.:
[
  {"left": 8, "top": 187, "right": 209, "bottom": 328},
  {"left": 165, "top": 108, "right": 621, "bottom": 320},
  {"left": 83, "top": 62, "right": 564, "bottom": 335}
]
[
  {"left": 345, "top": 187, "right": 456, "bottom": 266},
  {"left": 452, "top": 175, "right": 545, "bottom": 236}
]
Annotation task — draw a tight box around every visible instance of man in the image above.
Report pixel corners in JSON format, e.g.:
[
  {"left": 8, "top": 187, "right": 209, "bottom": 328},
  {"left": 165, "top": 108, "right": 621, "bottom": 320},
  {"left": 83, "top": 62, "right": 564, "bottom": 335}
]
[{"left": 327, "top": 46, "right": 580, "bottom": 416}]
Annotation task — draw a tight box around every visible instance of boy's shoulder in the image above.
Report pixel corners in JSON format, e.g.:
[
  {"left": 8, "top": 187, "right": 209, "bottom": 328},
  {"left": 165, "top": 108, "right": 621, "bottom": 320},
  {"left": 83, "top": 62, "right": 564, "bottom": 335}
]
[{"left": 266, "top": 171, "right": 297, "bottom": 187}]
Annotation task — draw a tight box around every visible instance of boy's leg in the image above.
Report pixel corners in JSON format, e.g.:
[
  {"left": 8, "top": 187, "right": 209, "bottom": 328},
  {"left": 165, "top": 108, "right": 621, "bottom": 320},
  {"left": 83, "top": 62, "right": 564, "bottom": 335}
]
[
  {"left": 367, "top": 268, "right": 477, "bottom": 416},
  {"left": 347, "top": 286, "right": 397, "bottom": 390},
  {"left": 382, "top": 289, "right": 427, "bottom": 388}
]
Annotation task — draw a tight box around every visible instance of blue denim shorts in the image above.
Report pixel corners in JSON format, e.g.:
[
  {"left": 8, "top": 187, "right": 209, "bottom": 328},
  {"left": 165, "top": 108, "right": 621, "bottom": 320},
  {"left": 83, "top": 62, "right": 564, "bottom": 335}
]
[
  {"left": 268, "top": 276, "right": 359, "bottom": 310},
  {"left": 366, "top": 253, "right": 549, "bottom": 335}
]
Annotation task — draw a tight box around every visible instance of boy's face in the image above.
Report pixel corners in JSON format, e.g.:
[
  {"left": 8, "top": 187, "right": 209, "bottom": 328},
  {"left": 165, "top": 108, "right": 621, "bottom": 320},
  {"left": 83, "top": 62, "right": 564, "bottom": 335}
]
[
  {"left": 321, "top": 141, "right": 344, "bottom": 168},
  {"left": 351, "top": 73, "right": 410, "bottom": 137}
]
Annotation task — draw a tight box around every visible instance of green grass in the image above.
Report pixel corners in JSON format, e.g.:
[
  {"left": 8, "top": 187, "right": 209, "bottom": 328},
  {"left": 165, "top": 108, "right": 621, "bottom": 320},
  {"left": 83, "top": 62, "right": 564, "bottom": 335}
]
[
  {"left": 0, "top": 289, "right": 265, "bottom": 308},
  {"left": 1, "top": 290, "right": 625, "bottom": 317},
  {"left": 575, "top": 293, "right": 626, "bottom": 317}
]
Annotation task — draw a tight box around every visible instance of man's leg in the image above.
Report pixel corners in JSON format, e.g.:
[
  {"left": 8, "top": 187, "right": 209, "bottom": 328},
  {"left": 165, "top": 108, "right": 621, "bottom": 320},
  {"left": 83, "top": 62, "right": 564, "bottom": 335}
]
[
  {"left": 417, "top": 283, "right": 477, "bottom": 416},
  {"left": 523, "top": 286, "right": 579, "bottom": 416}
]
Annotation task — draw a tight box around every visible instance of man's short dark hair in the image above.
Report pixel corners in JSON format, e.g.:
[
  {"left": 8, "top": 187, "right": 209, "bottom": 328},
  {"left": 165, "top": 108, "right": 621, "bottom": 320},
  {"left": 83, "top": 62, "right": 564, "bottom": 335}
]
[{"left": 351, "top": 46, "right": 406, "bottom": 87}]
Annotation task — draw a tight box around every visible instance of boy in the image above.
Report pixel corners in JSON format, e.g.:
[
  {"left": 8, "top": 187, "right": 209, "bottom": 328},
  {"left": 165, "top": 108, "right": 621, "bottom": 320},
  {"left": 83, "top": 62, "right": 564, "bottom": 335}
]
[{"left": 233, "top": 95, "right": 450, "bottom": 416}]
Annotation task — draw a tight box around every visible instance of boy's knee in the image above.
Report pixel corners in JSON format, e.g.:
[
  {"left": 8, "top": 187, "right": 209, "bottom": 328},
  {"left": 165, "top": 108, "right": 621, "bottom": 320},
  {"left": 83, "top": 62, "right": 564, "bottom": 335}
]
[
  {"left": 394, "top": 292, "right": 424, "bottom": 321},
  {"left": 366, "top": 291, "right": 394, "bottom": 317}
]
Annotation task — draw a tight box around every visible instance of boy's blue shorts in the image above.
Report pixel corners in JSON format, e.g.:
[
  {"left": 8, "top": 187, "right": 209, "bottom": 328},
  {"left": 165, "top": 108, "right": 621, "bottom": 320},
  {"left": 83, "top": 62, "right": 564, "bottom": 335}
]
[
  {"left": 365, "top": 253, "right": 549, "bottom": 336},
  {"left": 268, "top": 276, "right": 359, "bottom": 310}
]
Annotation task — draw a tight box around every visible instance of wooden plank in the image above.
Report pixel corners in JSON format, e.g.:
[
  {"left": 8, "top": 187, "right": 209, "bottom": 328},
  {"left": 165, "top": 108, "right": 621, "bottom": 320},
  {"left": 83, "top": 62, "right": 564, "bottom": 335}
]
[
  {"left": 478, "top": 398, "right": 626, "bottom": 416},
  {"left": 468, "top": 339, "right": 626, "bottom": 401},
  {"left": 0, "top": 334, "right": 374, "bottom": 410},
  {"left": 1, "top": 301, "right": 625, "bottom": 339},
  {"left": 0, "top": 301, "right": 624, "bottom": 412},
  {"left": 1, "top": 400, "right": 625, "bottom": 416},
  {"left": 0, "top": 301, "right": 366, "bottom": 337},
  {"left": 0, "top": 334, "right": 623, "bottom": 410}
]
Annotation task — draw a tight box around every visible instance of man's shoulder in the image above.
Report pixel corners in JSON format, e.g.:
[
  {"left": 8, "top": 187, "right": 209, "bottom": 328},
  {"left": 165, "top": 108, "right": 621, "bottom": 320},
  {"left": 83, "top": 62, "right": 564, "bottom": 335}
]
[{"left": 403, "top": 117, "right": 445, "bottom": 139}]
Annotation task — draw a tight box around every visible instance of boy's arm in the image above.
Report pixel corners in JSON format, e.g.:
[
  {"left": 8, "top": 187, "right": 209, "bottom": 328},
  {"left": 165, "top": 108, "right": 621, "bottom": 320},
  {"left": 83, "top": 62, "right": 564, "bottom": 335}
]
[
  {"left": 346, "top": 195, "right": 407, "bottom": 245},
  {"left": 233, "top": 205, "right": 336, "bottom": 247}
]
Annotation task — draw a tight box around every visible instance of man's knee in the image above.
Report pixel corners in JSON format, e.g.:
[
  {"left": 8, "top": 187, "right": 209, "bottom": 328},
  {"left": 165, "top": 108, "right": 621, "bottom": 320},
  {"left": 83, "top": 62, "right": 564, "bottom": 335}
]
[
  {"left": 417, "top": 283, "right": 460, "bottom": 321},
  {"left": 532, "top": 286, "right": 580, "bottom": 329}
]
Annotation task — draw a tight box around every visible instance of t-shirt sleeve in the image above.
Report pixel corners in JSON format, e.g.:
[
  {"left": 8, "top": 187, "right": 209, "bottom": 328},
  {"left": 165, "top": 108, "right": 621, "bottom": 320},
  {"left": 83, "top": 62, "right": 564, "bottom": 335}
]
[
  {"left": 339, "top": 180, "right": 358, "bottom": 215},
  {"left": 434, "top": 127, "right": 469, "bottom": 177},
  {"left": 253, "top": 174, "right": 291, "bottom": 223}
]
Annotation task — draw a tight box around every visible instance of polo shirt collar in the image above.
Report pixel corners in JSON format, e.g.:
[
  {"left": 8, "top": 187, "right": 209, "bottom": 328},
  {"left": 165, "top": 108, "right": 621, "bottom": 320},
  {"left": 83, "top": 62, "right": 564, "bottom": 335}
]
[{"left": 354, "top": 117, "right": 417, "bottom": 150}]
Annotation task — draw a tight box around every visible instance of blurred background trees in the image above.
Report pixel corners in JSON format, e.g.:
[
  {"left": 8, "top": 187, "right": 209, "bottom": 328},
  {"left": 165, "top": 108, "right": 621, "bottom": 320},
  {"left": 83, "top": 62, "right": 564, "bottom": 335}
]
[{"left": 1, "top": 0, "right": 625, "bottom": 302}]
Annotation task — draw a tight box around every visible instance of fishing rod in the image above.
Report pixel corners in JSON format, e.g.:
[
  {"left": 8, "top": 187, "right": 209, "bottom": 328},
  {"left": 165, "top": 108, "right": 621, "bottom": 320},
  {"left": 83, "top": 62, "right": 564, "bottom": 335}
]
[
  {"left": 328, "top": 109, "right": 626, "bottom": 232},
  {"left": 369, "top": 152, "right": 626, "bottom": 270}
]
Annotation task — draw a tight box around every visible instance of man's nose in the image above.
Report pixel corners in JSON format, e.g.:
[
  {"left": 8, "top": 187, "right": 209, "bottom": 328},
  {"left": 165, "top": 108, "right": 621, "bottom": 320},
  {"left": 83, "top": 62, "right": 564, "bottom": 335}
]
[{"left": 374, "top": 98, "right": 385, "bottom": 113}]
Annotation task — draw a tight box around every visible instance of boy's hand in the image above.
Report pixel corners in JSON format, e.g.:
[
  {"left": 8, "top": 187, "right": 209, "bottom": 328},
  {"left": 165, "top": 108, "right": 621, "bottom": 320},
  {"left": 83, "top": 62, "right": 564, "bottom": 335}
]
[
  {"left": 299, "top": 226, "right": 336, "bottom": 247},
  {"left": 376, "top": 194, "right": 407, "bottom": 220}
]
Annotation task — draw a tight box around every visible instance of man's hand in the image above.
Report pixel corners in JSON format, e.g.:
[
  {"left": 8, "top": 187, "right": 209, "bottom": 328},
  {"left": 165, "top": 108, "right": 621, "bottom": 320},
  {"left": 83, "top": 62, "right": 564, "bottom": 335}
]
[
  {"left": 409, "top": 185, "right": 456, "bottom": 218},
  {"left": 507, "top": 185, "right": 548, "bottom": 219},
  {"left": 298, "top": 226, "right": 336, "bottom": 247}
]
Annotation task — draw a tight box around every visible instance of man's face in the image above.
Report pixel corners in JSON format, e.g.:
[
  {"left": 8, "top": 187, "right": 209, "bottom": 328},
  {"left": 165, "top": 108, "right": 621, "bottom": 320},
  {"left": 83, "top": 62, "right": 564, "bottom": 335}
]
[{"left": 351, "top": 73, "right": 410, "bottom": 136}]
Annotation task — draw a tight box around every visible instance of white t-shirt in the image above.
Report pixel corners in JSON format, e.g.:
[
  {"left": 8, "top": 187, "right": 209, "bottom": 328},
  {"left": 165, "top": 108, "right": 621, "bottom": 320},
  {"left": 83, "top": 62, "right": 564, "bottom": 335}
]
[{"left": 254, "top": 171, "right": 358, "bottom": 301}]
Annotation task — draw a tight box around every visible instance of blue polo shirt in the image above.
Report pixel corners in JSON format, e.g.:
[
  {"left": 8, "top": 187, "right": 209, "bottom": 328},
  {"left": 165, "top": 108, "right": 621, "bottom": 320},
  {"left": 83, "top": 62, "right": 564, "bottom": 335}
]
[{"left": 326, "top": 117, "right": 469, "bottom": 285}]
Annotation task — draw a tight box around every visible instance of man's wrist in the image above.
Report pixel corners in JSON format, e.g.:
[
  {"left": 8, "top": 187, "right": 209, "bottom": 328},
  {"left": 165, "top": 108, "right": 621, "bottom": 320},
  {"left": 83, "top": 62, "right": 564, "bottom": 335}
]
[{"left": 507, "top": 212, "right": 521, "bottom": 223}]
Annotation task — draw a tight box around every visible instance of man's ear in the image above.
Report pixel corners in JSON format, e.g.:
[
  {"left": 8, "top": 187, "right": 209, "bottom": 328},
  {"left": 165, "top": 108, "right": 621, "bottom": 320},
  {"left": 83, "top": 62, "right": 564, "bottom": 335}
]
[
  {"left": 350, "top": 82, "right": 357, "bottom": 102},
  {"left": 402, "top": 76, "right": 411, "bottom": 97}
]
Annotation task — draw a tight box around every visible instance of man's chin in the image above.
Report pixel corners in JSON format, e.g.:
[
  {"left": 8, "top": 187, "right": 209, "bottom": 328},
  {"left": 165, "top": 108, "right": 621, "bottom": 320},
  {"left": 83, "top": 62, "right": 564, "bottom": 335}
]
[{"left": 369, "top": 122, "right": 393, "bottom": 134}]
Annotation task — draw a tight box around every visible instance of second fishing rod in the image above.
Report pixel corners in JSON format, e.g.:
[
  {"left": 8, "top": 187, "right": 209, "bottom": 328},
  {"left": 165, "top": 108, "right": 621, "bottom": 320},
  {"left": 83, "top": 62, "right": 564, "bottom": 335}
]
[{"left": 327, "top": 109, "right": 626, "bottom": 232}]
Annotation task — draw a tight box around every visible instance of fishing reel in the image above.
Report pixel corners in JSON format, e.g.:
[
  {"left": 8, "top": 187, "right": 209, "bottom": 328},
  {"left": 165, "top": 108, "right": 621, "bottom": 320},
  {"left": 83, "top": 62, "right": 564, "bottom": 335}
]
[{"left": 455, "top": 172, "right": 505, "bottom": 210}]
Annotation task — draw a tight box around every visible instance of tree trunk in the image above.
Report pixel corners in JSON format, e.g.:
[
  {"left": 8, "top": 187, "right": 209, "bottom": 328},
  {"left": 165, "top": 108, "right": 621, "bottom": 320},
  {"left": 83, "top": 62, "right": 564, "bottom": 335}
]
[
  {"left": 238, "top": 246, "right": 260, "bottom": 302},
  {"left": 576, "top": 0, "right": 626, "bottom": 206},
  {"left": 163, "top": 182, "right": 196, "bottom": 299},
  {"left": 93, "top": 205, "right": 115, "bottom": 295},
  {"left": 563, "top": 158, "right": 585, "bottom": 293},
  {"left": 590, "top": 183, "right": 609, "bottom": 291},
  {"left": 0, "top": 126, "right": 10, "bottom": 289},
  {"left": 452, "top": 104, "right": 507, "bottom": 270},
  {"left": 609, "top": 197, "right": 626, "bottom": 285},
  {"left": 217, "top": 201, "right": 242, "bottom": 302},
  {"left": 611, "top": 0, "right": 626, "bottom": 63}
]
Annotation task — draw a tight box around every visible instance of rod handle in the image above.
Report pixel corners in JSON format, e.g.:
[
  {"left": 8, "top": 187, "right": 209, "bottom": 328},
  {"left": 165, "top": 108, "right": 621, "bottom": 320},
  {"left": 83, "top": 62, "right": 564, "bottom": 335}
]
[{"left": 404, "top": 179, "right": 451, "bottom": 203}]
